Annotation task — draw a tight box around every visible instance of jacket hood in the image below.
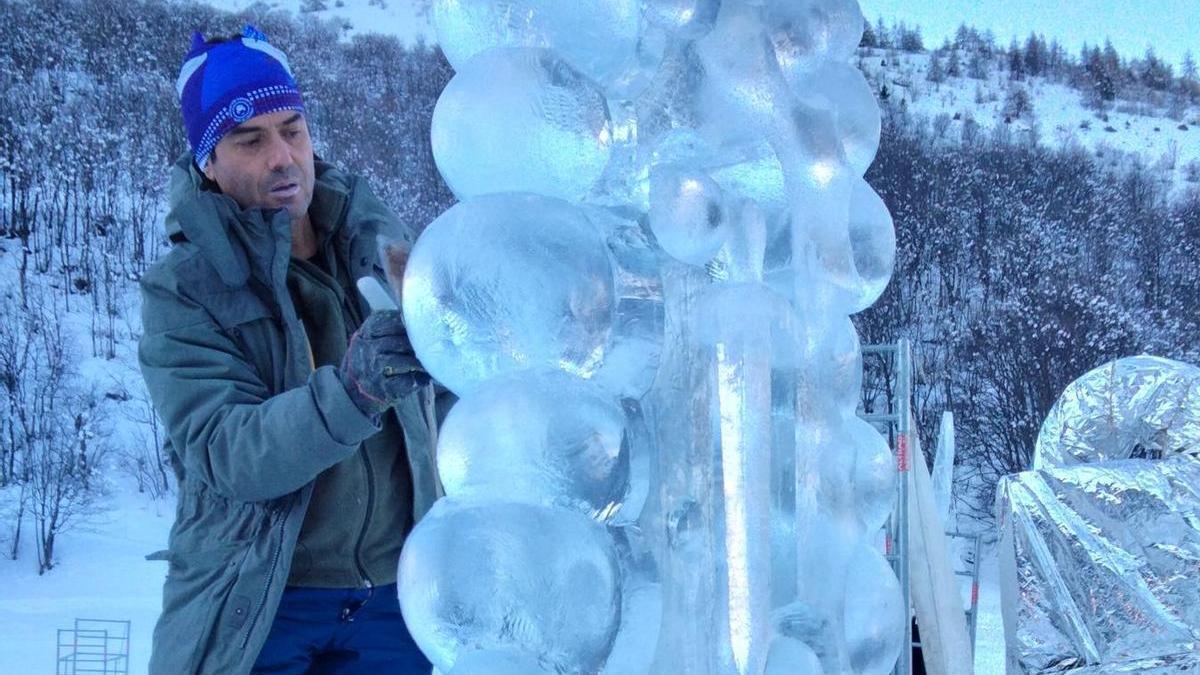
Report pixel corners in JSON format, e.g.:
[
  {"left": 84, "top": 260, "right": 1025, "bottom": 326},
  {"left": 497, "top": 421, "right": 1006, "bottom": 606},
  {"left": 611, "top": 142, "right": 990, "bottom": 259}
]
[{"left": 162, "top": 152, "right": 355, "bottom": 288}]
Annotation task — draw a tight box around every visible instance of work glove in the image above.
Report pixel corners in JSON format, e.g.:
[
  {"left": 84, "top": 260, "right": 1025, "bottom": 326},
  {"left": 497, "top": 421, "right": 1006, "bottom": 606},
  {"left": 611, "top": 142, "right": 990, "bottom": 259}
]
[{"left": 338, "top": 310, "right": 430, "bottom": 418}]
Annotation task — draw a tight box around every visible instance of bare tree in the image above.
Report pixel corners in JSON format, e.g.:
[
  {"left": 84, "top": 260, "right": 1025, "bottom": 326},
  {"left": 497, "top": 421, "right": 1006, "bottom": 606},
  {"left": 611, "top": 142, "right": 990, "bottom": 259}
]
[
  {"left": 119, "top": 385, "right": 173, "bottom": 500},
  {"left": 0, "top": 289, "right": 109, "bottom": 572}
]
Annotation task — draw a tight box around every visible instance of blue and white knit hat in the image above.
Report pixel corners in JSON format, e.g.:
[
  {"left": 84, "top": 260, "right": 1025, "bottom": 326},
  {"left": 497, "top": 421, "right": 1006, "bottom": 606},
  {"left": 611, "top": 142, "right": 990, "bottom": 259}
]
[{"left": 177, "top": 25, "right": 305, "bottom": 169}]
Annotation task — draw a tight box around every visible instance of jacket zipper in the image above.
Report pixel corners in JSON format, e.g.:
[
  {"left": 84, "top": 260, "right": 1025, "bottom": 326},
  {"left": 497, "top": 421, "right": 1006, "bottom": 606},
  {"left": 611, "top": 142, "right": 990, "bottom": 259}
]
[
  {"left": 241, "top": 503, "right": 291, "bottom": 650},
  {"left": 354, "top": 449, "right": 376, "bottom": 588}
]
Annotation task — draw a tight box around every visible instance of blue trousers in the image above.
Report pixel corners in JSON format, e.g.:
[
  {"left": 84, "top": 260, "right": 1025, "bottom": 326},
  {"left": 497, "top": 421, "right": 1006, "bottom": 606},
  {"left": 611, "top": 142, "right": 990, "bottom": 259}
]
[{"left": 251, "top": 584, "right": 432, "bottom": 674}]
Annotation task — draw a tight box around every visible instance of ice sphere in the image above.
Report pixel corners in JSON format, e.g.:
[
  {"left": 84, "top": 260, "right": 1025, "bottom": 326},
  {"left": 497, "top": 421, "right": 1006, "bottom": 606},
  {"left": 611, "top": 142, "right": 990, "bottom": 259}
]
[
  {"left": 845, "top": 178, "right": 896, "bottom": 313},
  {"left": 648, "top": 165, "right": 730, "bottom": 266},
  {"left": 431, "top": 48, "right": 612, "bottom": 201},
  {"left": 791, "top": 62, "right": 881, "bottom": 176},
  {"left": 437, "top": 370, "right": 630, "bottom": 520},
  {"left": 431, "top": 0, "right": 657, "bottom": 98},
  {"left": 449, "top": 649, "right": 552, "bottom": 675},
  {"left": 574, "top": 206, "right": 665, "bottom": 398},
  {"left": 644, "top": 0, "right": 720, "bottom": 38},
  {"left": 792, "top": 506, "right": 859, "bottom": 667},
  {"left": 843, "top": 543, "right": 906, "bottom": 675},
  {"left": 402, "top": 194, "right": 614, "bottom": 396},
  {"left": 844, "top": 416, "right": 897, "bottom": 534},
  {"left": 817, "top": 416, "right": 897, "bottom": 534},
  {"left": 398, "top": 500, "right": 621, "bottom": 672},
  {"left": 764, "top": 0, "right": 866, "bottom": 77},
  {"left": 794, "top": 316, "right": 862, "bottom": 418},
  {"left": 765, "top": 637, "right": 825, "bottom": 675}
]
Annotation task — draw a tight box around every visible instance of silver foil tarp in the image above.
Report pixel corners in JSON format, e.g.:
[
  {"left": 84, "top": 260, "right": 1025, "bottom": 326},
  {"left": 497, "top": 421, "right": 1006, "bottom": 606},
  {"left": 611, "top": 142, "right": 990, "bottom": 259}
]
[
  {"left": 997, "top": 456, "right": 1200, "bottom": 673},
  {"left": 1034, "top": 355, "right": 1200, "bottom": 470}
]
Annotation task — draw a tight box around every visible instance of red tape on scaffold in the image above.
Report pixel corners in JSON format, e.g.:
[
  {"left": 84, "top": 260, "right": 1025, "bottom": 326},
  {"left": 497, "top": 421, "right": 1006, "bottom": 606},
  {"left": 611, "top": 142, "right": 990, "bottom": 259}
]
[{"left": 897, "top": 433, "right": 910, "bottom": 473}]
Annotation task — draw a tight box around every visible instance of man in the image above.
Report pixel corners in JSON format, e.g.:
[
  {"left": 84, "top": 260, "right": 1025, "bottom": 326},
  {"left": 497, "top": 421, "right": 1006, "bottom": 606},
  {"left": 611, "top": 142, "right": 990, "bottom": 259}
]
[{"left": 138, "top": 26, "right": 439, "bottom": 674}]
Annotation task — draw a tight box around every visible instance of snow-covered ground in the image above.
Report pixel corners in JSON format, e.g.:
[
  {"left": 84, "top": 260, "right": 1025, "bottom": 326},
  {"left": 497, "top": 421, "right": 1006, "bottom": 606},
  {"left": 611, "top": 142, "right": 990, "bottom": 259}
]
[{"left": 0, "top": 490, "right": 173, "bottom": 673}]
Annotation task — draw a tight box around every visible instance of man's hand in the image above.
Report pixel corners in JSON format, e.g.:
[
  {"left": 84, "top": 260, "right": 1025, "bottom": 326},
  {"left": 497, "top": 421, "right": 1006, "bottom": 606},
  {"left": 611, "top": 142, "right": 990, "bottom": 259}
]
[{"left": 338, "top": 310, "right": 429, "bottom": 418}]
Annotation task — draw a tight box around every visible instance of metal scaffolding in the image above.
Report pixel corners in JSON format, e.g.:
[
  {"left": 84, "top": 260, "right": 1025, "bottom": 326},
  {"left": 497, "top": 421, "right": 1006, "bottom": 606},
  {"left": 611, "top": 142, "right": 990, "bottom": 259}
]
[
  {"left": 861, "top": 339, "right": 980, "bottom": 675},
  {"left": 860, "top": 339, "right": 914, "bottom": 675}
]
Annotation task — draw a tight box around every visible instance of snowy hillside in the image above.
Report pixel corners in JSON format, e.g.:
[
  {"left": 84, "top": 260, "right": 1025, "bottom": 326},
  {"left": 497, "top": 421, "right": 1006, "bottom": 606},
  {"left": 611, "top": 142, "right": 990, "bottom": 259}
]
[
  {"left": 211, "top": 0, "right": 434, "bottom": 44},
  {"left": 858, "top": 48, "right": 1199, "bottom": 194}
]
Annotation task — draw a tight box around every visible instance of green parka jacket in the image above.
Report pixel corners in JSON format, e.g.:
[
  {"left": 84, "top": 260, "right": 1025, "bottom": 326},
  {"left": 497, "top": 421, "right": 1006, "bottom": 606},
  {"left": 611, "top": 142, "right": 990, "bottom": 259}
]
[{"left": 138, "top": 153, "right": 441, "bottom": 674}]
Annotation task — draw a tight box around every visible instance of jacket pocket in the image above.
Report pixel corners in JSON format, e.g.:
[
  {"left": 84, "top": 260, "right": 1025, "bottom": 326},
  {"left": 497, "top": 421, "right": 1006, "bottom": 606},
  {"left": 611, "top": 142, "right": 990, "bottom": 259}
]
[
  {"left": 159, "top": 543, "right": 248, "bottom": 674},
  {"left": 202, "top": 288, "right": 273, "bottom": 332},
  {"left": 202, "top": 288, "right": 283, "bottom": 392}
]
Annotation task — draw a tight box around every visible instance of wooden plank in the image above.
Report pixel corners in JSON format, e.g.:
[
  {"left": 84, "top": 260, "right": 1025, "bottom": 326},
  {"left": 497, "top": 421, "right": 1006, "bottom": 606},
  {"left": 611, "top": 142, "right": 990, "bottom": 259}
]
[{"left": 907, "top": 426, "right": 975, "bottom": 675}]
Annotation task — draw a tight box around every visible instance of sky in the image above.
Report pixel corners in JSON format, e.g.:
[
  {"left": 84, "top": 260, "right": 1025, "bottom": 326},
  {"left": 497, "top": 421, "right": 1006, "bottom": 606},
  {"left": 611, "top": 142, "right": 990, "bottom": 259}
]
[{"left": 858, "top": 0, "right": 1200, "bottom": 68}]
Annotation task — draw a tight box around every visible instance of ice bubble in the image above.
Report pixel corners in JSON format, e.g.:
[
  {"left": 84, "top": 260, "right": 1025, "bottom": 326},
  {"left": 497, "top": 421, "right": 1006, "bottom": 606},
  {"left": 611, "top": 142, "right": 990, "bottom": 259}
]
[
  {"left": 818, "top": 416, "right": 897, "bottom": 533},
  {"left": 431, "top": 48, "right": 612, "bottom": 201},
  {"left": 772, "top": 103, "right": 853, "bottom": 203},
  {"left": 398, "top": 500, "right": 621, "bottom": 673},
  {"left": 431, "top": 0, "right": 657, "bottom": 98},
  {"left": 795, "top": 509, "right": 860, "bottom": 620},
  {"left": 601, "top": 527, "right": 663, "bottom": 674},
  {"left": 402, "top": 194, "right": 615, "bottom": 396},
  {"left": 644, "top": 0, "right": 720, "bottom": 38},
  {"left": 843, "top": 543, "right": 906, "bottom": 675},
  {"left": 794, "top": 316, "right": 862, "bottom": 417},
  {"left": 845, "top": 177, "right": 896, "bottom": 313},
  {"left": 773, "top": 601, "right": 842, "bottom": 670},
  {"left": 765, "top": 636, "right": 825, "bottom": 675},
  {"left": 648, "top": 165, "right": 730, "bottom": 266},
  {"left": 764, "top": 0, "right": 866, "bottom": 77},
  {"left": 792, "top": 62, "right": 881, "bottom": 176},
  {"left": 844, "top": 415, "right": 897, "bottom": 534},
  {"left": 449, "top": 649, "right": 552, "bottom": 675},
  {"left": 437, "top": 370, "right": 630, "bottom": 520}
]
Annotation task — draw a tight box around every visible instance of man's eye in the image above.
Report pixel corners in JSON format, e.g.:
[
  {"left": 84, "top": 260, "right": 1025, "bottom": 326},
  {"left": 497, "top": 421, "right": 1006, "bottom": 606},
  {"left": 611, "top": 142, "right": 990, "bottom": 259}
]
[
  {"left": 240, "top": 138, "right": 260, "bottom": 148},
  {"left": 286, "top": 129, "right": 302, "bottom": 139}
]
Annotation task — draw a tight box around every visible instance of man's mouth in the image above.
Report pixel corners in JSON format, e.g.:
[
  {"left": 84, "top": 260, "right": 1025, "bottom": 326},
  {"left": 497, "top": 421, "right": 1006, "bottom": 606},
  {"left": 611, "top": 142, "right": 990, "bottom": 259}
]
[{"left": 270, "top": 182, "right": 299, "bottom": 198}]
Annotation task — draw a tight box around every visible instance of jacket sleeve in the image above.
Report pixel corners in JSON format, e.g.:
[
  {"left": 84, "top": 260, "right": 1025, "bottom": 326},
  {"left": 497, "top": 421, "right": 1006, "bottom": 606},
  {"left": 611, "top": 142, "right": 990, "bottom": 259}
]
[{"left": 137, "top": 260, "right": 380, "bottom": 503}]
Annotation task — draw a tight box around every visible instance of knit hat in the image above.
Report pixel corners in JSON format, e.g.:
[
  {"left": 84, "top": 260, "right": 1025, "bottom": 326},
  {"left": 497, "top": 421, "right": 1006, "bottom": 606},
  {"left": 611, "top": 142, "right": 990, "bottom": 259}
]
[{"left": 177, "top": 25, "right": 305, "bottom": 169}]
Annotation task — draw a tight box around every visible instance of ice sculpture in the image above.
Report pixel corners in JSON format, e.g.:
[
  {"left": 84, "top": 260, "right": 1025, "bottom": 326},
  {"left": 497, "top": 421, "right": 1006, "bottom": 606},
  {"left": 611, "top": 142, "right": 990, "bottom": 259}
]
[{"left": 397, "top": 0, "right": 899, "bottom": 672}]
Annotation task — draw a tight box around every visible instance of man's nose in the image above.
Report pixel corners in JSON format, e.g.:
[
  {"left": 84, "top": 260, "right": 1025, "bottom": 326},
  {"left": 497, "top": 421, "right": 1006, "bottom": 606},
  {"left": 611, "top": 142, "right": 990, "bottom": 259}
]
[{"left": 265, "top": 132, "right": 295, "bottom": 171}]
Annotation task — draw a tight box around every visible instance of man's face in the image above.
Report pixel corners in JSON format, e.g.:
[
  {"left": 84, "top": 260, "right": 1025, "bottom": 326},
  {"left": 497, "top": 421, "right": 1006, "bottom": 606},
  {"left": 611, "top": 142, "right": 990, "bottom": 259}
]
[{"left": 203, "top": 110, "right": 315, "bottom": 223}]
